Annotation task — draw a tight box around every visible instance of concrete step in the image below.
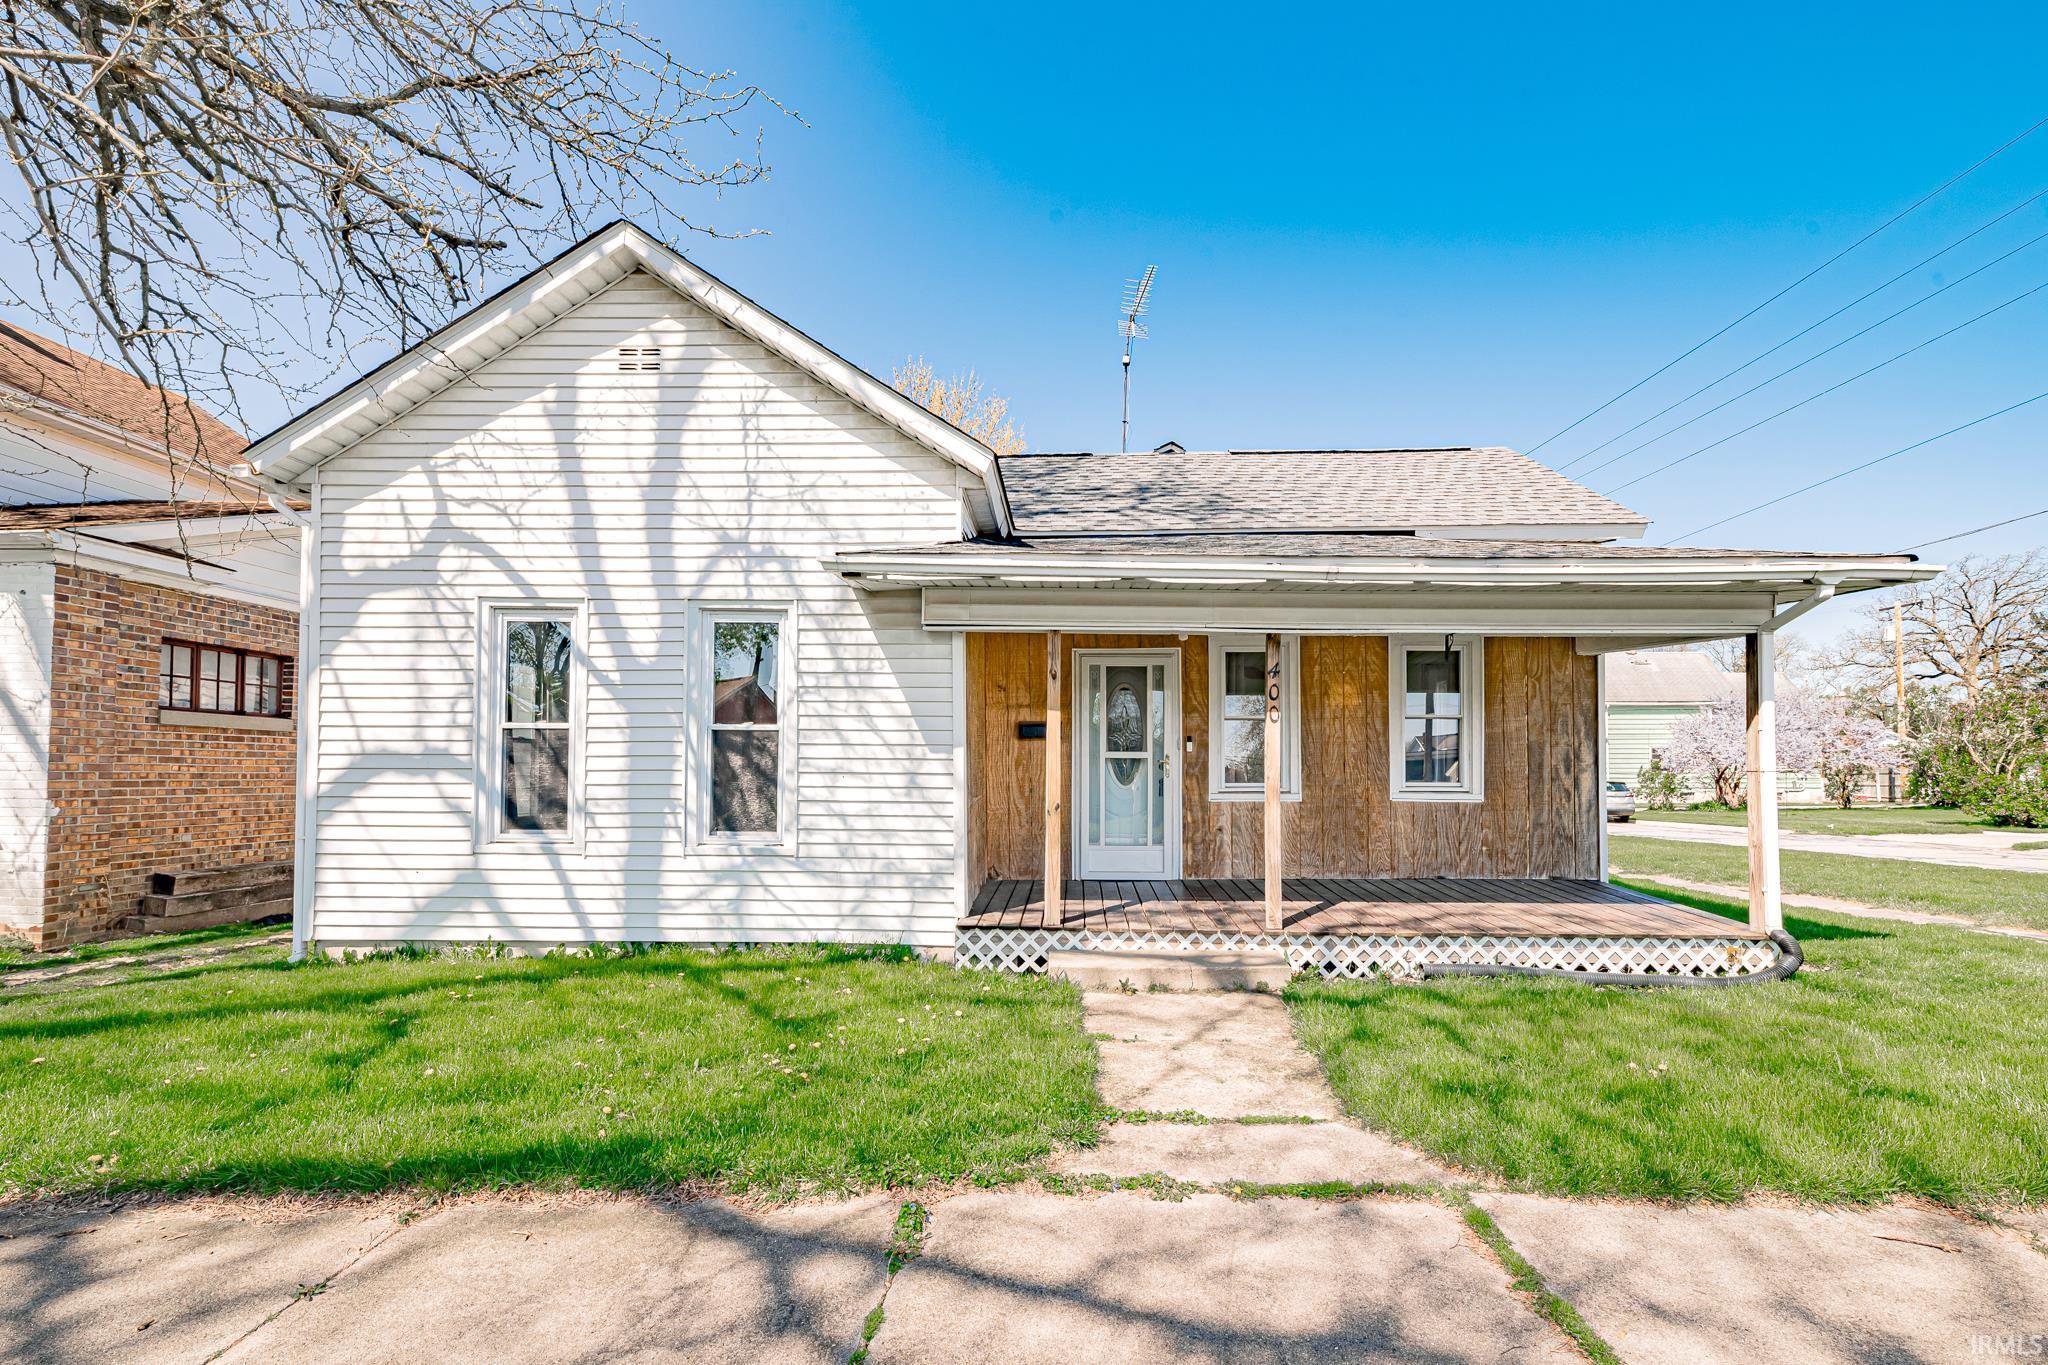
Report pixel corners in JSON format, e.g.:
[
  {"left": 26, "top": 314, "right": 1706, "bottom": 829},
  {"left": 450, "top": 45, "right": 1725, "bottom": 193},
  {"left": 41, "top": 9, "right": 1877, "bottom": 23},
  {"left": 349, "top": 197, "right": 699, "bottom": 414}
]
[
  {"left": 137, "top": 878, "right": 292, "bottom": 919},
  {"left": 1047, "top": 948, "right": 1295, "bottom": 993},
  {"left": 125, "top": 898, "right": 291, "bottom": 936},
  {"left": 149, "top": 861, "right": 293, "bottom": 896}
]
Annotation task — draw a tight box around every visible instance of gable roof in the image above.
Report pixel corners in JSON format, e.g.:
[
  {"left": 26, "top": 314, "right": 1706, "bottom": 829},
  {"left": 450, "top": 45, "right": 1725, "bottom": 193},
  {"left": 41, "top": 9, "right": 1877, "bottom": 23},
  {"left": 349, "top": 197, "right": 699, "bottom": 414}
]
[
  {"left": 0, "top": 320, "right": 246, "bottom": 464},
  {"left": 999, "top": 447, "right": 1647, "bottom": 537},
  {"left": 242, "top": 221, "right": 1012, "bottom": 532},
  {"left": 1606, "top": 648, "right": 1738, "bottom": 706}
]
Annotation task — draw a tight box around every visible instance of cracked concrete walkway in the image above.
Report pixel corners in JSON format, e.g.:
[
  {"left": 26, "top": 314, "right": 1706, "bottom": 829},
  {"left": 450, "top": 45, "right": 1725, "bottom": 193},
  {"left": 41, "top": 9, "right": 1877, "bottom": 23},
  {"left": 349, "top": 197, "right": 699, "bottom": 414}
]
[
  {"left": 5, "top": 989, "right": 2044, "bottom": 1363},
  {"left": 1060, "top": 989, "right": 1454, "bottom": 1187}
]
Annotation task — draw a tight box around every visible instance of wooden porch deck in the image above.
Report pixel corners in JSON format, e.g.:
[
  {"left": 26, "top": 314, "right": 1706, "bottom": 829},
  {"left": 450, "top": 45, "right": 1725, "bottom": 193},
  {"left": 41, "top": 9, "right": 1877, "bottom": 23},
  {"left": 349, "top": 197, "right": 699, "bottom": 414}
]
[{"left": 961, "top": 877, "right": 1766, "bottom": 940}]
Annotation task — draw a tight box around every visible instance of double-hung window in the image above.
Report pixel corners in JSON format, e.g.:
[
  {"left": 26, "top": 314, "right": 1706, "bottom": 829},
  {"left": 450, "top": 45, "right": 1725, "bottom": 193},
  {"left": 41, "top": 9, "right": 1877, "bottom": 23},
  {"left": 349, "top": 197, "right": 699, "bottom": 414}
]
[
  {"left": 699, "top": 608, "right": 792, "bottom": 844},
  {"left": 483, "top": 606, "right": 580, "bottom": 843},
  {"left": 1207, "top": 634, "right": 1301, "bottom": 801},
  {"left": 1388, "top": 635, "right": 1484, "bottom": 801}
]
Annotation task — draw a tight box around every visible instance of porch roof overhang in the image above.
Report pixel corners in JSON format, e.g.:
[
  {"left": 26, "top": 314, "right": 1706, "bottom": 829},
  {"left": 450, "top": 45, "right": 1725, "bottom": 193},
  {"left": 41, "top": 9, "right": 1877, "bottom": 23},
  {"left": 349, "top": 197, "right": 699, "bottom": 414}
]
[{"left": 834, "top": 538, "right": 1941, "bottom": 649}]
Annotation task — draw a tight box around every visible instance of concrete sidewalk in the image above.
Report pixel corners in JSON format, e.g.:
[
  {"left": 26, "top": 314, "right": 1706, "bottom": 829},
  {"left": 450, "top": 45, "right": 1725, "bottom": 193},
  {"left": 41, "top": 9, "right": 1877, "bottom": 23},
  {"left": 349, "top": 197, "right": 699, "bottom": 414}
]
[
  {"left": 4, "top": 991, "right": 2043, "bottom": 1363},
  {"left": 1625, "top": 818, "right": 2048, "bottom": 872}
]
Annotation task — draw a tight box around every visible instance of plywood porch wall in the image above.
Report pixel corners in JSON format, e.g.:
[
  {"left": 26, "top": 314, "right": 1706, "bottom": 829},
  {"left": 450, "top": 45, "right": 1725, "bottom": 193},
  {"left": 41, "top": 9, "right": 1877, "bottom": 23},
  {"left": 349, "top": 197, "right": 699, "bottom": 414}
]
[{"left": 965, "top": 632, "right": 1600, "bottom": 883}]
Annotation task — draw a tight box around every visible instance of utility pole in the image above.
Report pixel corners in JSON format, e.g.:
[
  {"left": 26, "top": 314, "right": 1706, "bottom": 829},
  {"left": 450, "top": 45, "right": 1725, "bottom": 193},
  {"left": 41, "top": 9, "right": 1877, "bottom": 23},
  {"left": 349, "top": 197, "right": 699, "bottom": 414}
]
[{"left": 1893, "top": 601, "right": 1908, "bottom": 740}]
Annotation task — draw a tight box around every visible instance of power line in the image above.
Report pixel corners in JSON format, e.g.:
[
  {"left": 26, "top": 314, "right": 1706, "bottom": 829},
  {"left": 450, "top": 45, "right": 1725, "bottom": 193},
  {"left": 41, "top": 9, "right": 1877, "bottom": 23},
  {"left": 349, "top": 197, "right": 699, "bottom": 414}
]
[
  {"left": 1556, "top": 187, "right": 2048, "bottom": 473},
  {"left": 1898, "top": 507, "right": 2048, "bottom": 553},
  {"left": 1605, "top": 274, "right": 2048, "bottom": 495},
  {"left": 1525, "top": 113, "right": 2048, "bottom": 458},
  {"left": 1574, "top": 225, "right": 2048, "bottom": 482},
  {"left": 1669, "top": 389, "right": 2048, "bottom": 542}
]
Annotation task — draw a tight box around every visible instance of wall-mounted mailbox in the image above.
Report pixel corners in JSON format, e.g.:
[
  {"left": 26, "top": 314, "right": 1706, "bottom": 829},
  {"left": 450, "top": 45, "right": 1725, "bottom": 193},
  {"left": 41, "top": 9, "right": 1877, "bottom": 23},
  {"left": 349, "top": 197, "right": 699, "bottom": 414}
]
[{"left": 1017, "top": 722, "right": 1047, "bottom": 740}]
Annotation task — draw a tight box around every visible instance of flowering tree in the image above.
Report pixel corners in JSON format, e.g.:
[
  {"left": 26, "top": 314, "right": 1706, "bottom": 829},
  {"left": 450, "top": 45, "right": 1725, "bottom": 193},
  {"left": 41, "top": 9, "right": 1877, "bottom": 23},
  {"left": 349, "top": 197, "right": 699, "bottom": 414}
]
[
  {"left": 1788, "top": 692, "right": 1902, "bottom": 808},
  {"left": 1663, "top": 700, "right": 1749, "bottom": 806},
  {"left": 1664, "top": 688, "right": 1899, "bottom": 808}
]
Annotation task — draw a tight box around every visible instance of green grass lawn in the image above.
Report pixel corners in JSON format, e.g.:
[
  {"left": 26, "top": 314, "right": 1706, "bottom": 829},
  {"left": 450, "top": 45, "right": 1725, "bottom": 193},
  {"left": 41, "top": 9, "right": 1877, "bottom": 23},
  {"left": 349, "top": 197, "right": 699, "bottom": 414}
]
[
  {"left": 0, "top": 944, "right": 1099, "bottom": 1198},
  {"left": 1633, "top": 805, "right": 1992, "bottom": 836},
  {"left": 1609, "top": 834, "right": 2048, "bottom": 930},
  {"left": 0, "top": 917, "right": 286, "bottom": 971},
  {"left": 1288, "top": 885, "right": 2048, "bottom": 1206}
]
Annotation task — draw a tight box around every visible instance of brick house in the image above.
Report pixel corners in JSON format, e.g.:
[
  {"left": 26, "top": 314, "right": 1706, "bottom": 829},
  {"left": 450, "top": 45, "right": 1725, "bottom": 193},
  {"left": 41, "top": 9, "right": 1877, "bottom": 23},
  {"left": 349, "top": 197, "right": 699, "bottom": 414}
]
[{"left": 0, "top": 321, "right": 301, "bottom": 948}]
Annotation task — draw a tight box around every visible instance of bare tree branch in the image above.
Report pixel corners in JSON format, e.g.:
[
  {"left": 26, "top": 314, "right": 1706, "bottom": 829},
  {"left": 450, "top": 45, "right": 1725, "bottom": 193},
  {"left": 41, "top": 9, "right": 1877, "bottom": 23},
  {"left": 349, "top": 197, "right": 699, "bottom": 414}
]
[{"left": 0, "top": 0, "right": 791, "bottom": 493}]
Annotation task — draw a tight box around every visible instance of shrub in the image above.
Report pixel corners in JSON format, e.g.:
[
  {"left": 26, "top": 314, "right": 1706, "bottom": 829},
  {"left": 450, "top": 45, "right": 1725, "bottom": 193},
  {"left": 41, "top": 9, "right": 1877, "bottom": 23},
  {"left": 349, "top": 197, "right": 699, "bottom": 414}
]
[
  {"left": 1911, "top": 743, "right": 1988, "bottom": 807},
  {"left": 1634, "top": 757, "right": 1684, "bottom": 810},
  {"left": 1971, "top": 763, "right": 2048, "bottom": 828}
]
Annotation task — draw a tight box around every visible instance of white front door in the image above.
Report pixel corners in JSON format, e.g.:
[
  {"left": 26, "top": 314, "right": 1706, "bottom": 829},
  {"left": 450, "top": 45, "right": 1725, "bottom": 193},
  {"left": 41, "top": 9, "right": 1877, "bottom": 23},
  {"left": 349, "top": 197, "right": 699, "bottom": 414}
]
[{"left": 1074, "top": 650, "right": 1179, "bottom": 878}]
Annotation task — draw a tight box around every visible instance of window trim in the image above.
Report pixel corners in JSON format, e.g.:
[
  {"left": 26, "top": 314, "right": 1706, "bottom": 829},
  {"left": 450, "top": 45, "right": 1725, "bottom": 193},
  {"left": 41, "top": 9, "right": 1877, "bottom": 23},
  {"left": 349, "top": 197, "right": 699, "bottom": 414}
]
[
  {"left": 1206, "top": 634, "right": 1302, "bottom": 803},
  {"left": 1387, "top": 634, "right": 1486, "bottom": 803},
  {"left": 159, "top": 638, "right": 290, "bottom": 718},
  {"left": 689, "top": 601, "right": 798, "bottom": 852},
  {"left": 475, "top": 599, "right": 586, "bottom": 851}
]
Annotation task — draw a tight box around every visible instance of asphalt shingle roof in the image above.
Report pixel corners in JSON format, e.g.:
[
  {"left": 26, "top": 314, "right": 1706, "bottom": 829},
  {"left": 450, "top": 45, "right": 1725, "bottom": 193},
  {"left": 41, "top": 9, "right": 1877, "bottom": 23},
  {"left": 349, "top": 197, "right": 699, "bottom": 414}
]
[
  {"left": 857, "top": 532, "right": 1896, "bottom": 562},
  {"left": 0, "top": 320, "right": 245, "bottom": 463},
  {"left": 998, "top": 447, "right": 1648, "bottom": 535},
  {"left": 1607, "top": 649, "right": 1740, "bottom": 705}
]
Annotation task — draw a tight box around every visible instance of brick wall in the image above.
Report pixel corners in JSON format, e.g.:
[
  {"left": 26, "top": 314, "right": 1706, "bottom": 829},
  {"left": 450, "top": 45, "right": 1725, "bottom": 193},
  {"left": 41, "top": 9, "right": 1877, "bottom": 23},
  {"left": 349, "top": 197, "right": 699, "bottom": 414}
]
[{"left": 39, "top": 564, "right": 296, "bottom": 946}]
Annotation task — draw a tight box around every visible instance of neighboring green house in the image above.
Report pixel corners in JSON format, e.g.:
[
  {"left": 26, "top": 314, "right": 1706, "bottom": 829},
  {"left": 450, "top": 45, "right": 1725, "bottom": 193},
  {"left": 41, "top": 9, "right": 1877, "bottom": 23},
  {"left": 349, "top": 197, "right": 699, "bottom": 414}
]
[
  {"left": 1606, "top": 649, "right": 1732, "bottom": 799},
  {"left": 1605, "top": 647, "right": 1830, "bottom": 804}
]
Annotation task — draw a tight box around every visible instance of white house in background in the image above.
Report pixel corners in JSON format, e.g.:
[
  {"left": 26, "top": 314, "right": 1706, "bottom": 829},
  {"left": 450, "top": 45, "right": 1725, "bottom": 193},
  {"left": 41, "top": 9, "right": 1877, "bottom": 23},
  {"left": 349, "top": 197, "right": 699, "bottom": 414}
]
[
  {"left": 1604, "top": 647, "right": 1828, "bottom": 806},
  {"left": 242, "top": 222, "right": 1937, "bottom": 982}
]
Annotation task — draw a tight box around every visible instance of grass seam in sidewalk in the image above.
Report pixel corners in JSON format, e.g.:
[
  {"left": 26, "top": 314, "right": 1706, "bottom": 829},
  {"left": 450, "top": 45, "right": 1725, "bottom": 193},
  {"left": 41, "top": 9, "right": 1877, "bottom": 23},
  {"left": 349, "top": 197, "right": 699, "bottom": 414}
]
[
  {"left": 1453, "top": 1194, "right": 1621, "bottom": 1365},
  {"left": 848, "top": 1200, "right": 929, "bottom": 1364}
]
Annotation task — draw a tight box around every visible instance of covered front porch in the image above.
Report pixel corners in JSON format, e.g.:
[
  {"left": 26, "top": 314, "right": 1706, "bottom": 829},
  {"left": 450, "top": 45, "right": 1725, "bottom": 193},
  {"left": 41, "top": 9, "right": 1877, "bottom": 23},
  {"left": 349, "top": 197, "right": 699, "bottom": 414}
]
[
  {"left": 838, "top": 533, "right": 1937, "bottom": 981},
  {"left": 958, "top": 875, "right": 1781, "bottom": 979}
]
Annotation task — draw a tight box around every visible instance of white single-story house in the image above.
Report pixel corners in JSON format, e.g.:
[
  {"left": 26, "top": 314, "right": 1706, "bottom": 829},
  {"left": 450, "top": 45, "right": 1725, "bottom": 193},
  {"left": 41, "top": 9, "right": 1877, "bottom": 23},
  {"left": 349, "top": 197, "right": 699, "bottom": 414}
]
[{"left": 244, "top": 223, "right": 1939, "bottom": 981}]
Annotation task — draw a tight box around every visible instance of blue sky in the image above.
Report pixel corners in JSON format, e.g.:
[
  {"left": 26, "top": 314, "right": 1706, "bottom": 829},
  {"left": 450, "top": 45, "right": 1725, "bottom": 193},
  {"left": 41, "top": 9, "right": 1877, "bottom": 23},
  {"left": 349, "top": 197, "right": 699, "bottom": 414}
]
[
  {"left": 655, "top": 0, "right": 2046, "bottom": 597},
  {"left": 6, "top": 1, "right": 2042, "bottom": 641}
]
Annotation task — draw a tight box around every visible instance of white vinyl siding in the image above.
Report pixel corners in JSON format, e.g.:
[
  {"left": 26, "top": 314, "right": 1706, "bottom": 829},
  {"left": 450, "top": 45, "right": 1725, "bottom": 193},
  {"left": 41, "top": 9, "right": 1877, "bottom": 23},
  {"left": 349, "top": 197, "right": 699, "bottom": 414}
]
[
  {"left": 306, "top": 271, "right": 966, "bottom": 948},
  {"left": 0, "top": 410, "right": 301, "bottom": 608},
  {"left": 0, "top": 563, "right": 54, "bottom": 931}
]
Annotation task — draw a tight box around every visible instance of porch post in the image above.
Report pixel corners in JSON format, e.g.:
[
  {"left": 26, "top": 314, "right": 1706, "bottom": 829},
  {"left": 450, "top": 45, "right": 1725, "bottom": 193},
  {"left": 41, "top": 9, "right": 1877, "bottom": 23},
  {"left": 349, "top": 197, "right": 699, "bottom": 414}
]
[
  {"left": 1044, "top": 630, "right": 1064, "bottom": 924},
  {"left": 1264, "top": 632, "right": 1284, "bottom": 931},
  {"left": 1745, "top": 631, "right": 1782, "bottom": 932}
]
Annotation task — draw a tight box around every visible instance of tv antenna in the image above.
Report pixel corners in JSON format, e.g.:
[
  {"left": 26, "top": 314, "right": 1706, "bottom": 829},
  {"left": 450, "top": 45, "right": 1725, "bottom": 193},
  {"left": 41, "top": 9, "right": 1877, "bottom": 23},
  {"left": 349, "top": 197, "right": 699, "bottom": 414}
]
[{"left": 1118, "top": 265, "right": 1157, "bottom": 452}]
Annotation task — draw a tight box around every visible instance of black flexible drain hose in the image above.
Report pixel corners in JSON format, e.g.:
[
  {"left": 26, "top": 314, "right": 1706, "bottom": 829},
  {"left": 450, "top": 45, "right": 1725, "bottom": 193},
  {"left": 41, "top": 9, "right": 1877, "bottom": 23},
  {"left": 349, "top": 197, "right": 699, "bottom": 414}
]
[{"left": 1417, "top": 930, "right": 1803, "bottom": 987}]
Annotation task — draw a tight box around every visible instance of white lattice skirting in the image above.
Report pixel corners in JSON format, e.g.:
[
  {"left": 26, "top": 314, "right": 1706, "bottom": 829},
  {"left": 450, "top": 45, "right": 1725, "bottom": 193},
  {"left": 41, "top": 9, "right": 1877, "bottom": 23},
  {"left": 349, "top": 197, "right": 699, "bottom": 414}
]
[{"left": 954, "top": 927, "right": 1784, "bottom": 979}]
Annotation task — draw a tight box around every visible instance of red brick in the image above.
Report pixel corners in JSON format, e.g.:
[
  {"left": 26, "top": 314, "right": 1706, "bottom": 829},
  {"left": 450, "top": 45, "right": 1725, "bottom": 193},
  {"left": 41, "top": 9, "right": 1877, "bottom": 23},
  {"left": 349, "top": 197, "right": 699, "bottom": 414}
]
[{"left": 37, "top": 565, "right": 296, "bottom": 948}]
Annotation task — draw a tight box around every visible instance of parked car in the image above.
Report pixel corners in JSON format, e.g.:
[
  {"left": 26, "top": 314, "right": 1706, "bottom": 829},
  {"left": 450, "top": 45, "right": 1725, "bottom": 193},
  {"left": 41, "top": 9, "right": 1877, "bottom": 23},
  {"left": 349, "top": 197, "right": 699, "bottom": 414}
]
[{"left": 1606, "top": 781, "right": 1636, "bottom": 823}]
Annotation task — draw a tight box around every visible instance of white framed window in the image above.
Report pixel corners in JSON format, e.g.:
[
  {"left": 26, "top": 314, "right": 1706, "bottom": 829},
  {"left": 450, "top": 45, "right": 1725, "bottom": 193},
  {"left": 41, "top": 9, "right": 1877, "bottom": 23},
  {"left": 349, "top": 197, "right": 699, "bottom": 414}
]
[
  {"left": 691, "top": 604, "right": 796, "bottom": 848},
  {"left": 1388, "top": 635, "right": 1484, "bottom": 802},
  {"left": 477, "top": 601, "right": 584, "bottom": 847},
  {"left": 1207, "top": 634, "right": 1302, "bottom": 802}
]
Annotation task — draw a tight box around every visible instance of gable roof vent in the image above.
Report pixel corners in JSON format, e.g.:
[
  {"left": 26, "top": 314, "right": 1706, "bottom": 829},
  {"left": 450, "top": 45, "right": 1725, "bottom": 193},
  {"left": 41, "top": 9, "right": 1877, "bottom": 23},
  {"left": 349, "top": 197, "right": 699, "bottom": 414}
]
[
  {"left": 617, "top": 346, "right": 663, "bottom": 373},
  {"left": 1153, "top": 440, "right": 1185, "bottom": 454}
]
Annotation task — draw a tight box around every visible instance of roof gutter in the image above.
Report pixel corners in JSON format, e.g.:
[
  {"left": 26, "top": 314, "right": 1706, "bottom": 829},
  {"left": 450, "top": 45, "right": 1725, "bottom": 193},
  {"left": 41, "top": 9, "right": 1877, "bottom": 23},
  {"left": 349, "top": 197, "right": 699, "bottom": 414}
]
[
  {"left": 1765, "top": 579, "right": 1838, "bottom": 630},
  {"left": 836, "top": 550, "right": 1938, "bottom": 589}
]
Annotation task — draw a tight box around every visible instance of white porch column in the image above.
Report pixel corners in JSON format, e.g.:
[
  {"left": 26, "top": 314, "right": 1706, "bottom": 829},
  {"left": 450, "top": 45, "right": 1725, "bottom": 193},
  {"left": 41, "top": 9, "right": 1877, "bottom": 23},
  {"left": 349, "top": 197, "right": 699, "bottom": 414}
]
[
  {"left": 1263, "top": 631, "right": 1284, "bottom": 932},
  {"left": 1745, "top": 631, "right": 1782, "bottom": 933},
  {"left": 1044, "top": 630, "right": 1063, "bottom": 925}
]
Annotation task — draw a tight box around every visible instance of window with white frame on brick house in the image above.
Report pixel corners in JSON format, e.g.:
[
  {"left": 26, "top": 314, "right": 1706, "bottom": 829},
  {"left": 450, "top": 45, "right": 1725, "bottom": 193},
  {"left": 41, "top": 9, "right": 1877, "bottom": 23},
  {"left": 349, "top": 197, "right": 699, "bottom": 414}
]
[{"left": 159, "top": 640, "right": 290, "bottom": 717}]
